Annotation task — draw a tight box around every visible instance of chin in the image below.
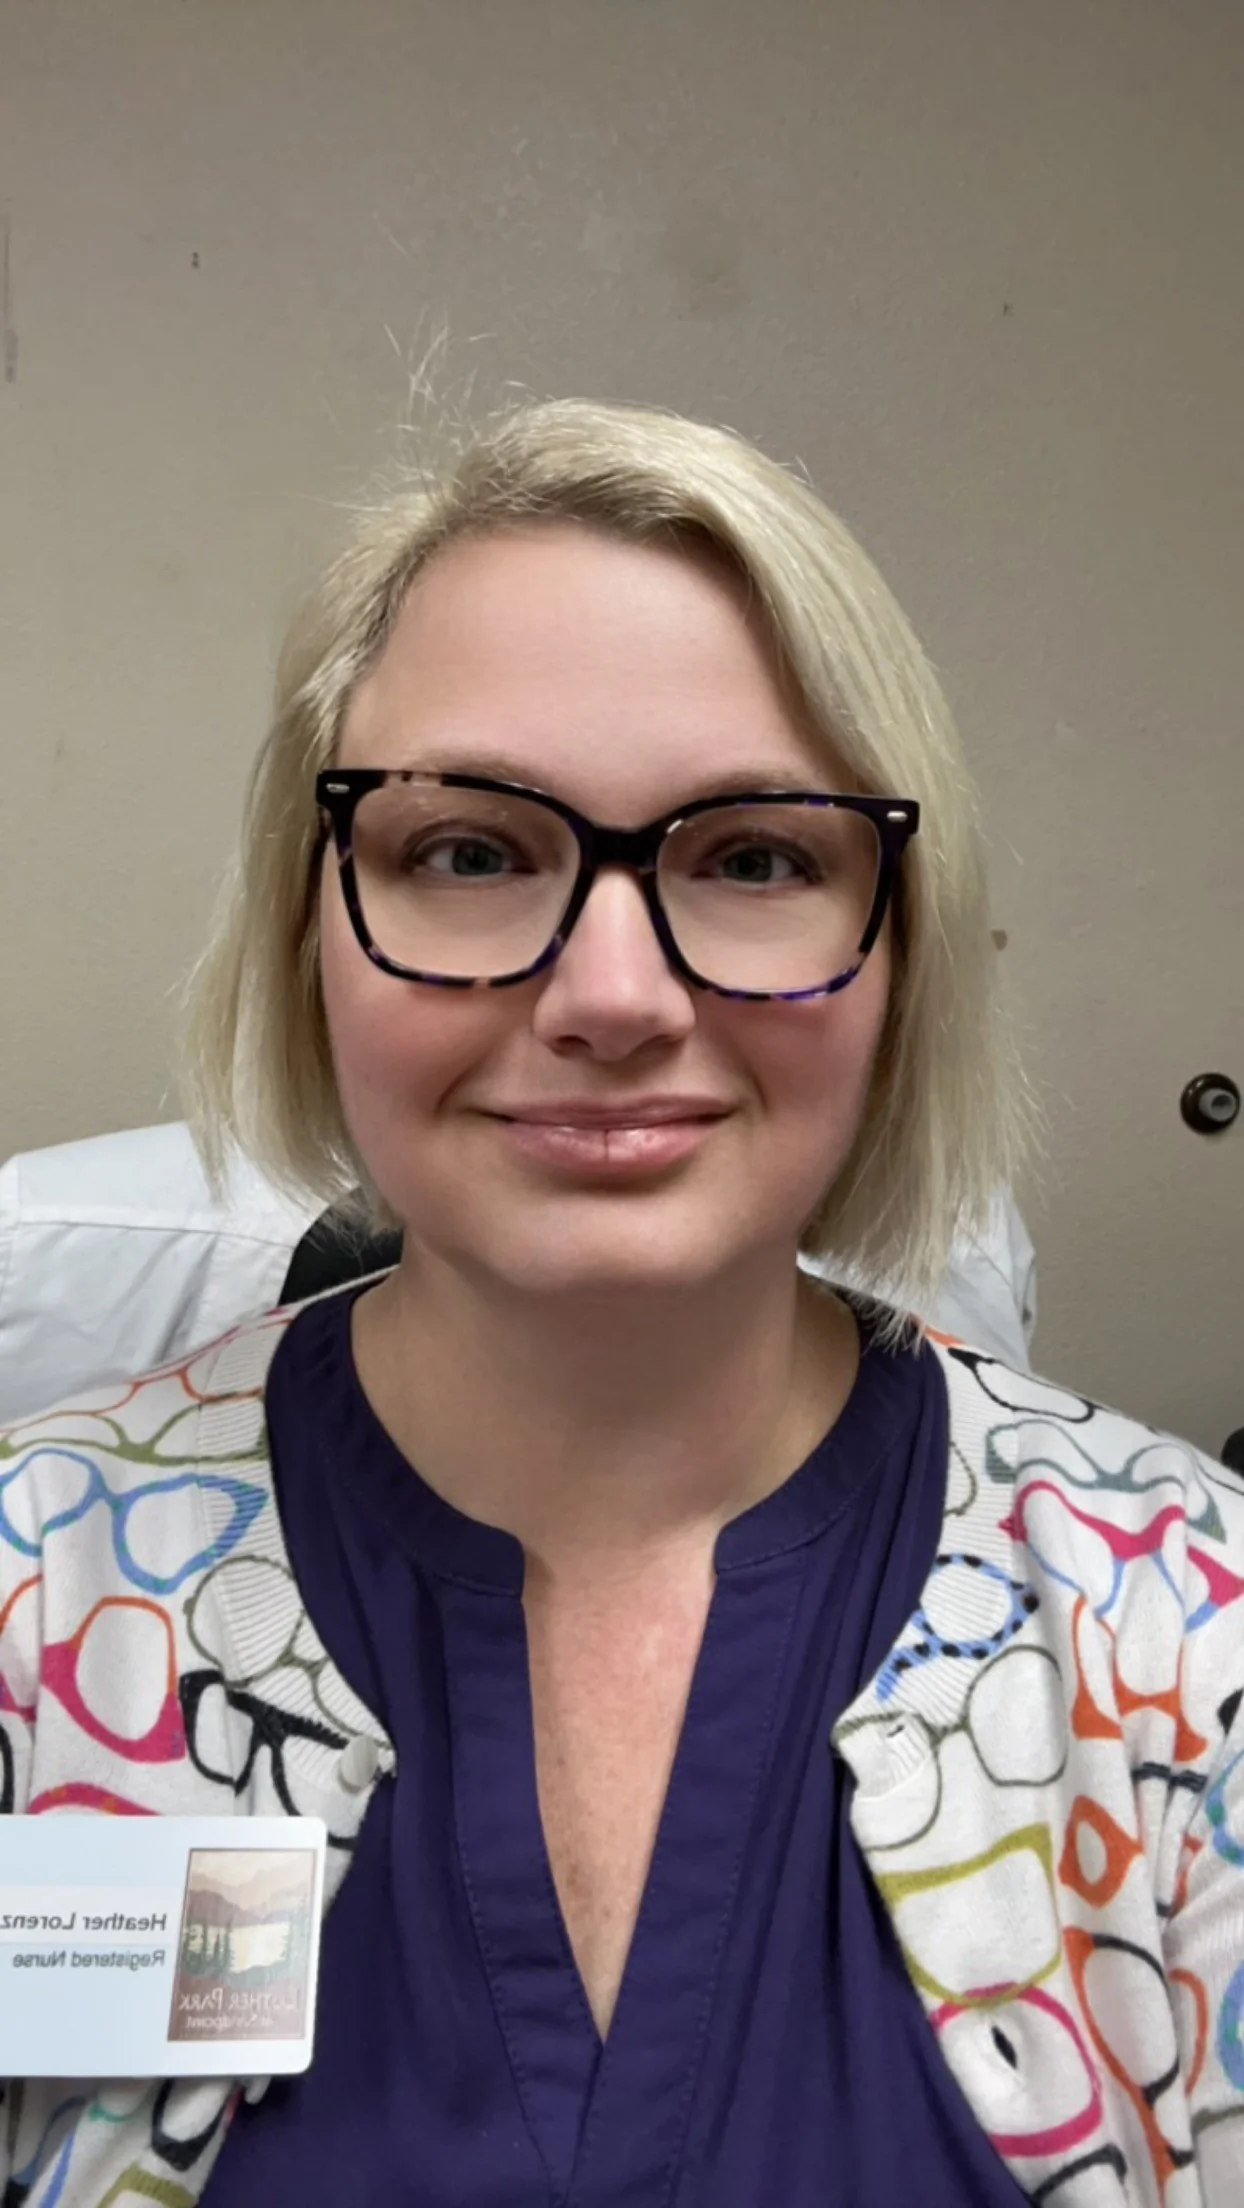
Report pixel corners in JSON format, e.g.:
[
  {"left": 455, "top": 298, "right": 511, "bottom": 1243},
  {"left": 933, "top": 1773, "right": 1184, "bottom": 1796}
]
[{"left": 449, "top": 1200, "right": 757, "bottom": 1302}]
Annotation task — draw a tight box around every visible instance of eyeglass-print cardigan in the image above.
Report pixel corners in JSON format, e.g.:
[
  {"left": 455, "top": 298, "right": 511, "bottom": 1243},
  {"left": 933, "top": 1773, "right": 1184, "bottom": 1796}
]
[{"left": 1, "top": 1301, "right": 1242, "bottom": 2207}]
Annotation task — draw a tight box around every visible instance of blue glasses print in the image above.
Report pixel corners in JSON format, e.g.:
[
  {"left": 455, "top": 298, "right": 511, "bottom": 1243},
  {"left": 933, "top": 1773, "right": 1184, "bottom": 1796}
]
[{"left": 0, "top": 1446, "right": 267, "bottom": 1595}]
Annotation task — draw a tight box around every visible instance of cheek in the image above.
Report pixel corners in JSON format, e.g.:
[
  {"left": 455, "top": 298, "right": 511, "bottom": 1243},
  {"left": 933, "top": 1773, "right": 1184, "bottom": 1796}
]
[
  {"left": 319, "top": 898, "right": 391, "bottom": 1122},
  {"left": 731, "top": 938, "right": 892, "bottom": 1126},
  {"left": 318, "top": 893, "right": 487, "bottom": 1159}
]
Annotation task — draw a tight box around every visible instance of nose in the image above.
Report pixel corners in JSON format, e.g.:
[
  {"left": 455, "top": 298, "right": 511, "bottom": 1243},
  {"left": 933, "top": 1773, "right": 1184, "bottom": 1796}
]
[{"left": 530, "top": 867, "right": 696, "bottom": 1060}]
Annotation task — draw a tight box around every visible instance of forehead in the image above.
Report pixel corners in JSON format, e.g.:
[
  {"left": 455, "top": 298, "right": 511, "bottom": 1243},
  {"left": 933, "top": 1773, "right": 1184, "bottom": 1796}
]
[{"left": 338, "top": 523, "right": 846, "bottom": 809}]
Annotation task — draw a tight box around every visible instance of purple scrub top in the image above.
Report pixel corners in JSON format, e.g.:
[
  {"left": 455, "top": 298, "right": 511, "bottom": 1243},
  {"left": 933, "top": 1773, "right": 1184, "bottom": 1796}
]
[{"left": 207, "top": 1285, "right": 1026, "bottom": 2206}]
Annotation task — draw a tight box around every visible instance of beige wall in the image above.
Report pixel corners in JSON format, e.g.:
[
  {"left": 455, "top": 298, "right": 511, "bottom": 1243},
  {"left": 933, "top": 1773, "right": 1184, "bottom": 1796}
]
[{"left": 0, "top": 0, "right": 1240, "bottom": 1450}]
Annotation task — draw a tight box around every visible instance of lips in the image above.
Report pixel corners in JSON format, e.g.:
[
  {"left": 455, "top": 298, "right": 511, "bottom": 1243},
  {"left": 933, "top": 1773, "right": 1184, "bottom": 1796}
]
[
  {"left": 486, "top": 1121, "right": 720, "bottom": 1174},
  {"left": 488, "top": 1100, "right": 733, "bottom": 1128}
]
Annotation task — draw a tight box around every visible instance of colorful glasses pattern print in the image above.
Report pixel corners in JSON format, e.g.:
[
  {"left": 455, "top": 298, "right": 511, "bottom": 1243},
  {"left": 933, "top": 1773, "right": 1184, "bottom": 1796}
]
[
  {"left": 0, "top": 1365, "right": 357, "bottom": 1827},
  {"left": 1, "top": 1316, "right": 1242, "bottom": 2207},
  {"left": 838, "top": 1339, "right": 1244, "bottom": 2204},
  {"left": 0, "top": 1338, "right": 379, "bottom": 2205}
]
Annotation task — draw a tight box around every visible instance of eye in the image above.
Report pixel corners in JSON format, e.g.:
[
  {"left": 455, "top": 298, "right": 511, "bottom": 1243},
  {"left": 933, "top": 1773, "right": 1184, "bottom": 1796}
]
[
  {"left": 702, "top": 839, "right": 822, "bottom": 887},
  {"left": 406, "top": 834, "right": 530, "bottom": 880}
]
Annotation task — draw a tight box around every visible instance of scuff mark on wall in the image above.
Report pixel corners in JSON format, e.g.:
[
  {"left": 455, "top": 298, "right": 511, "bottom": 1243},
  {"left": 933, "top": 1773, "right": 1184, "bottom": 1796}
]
[
  {"left": 1, "top": 212, "right": 17, "bottom": 384},
  {"left": 658, "top": 194, "right": 746, "bottom": 321}
]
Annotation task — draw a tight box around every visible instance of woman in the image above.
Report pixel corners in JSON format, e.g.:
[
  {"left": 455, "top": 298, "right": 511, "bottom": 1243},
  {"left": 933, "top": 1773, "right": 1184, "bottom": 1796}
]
[{"left": 2, "top": 399, "right": 1241, "bottom": 2206}]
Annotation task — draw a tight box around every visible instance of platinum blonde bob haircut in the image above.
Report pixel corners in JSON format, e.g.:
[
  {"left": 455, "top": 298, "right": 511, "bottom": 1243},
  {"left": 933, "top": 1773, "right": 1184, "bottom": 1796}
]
[{"left": 182, "top": 397, "right": 1036, "bottom": 1327}]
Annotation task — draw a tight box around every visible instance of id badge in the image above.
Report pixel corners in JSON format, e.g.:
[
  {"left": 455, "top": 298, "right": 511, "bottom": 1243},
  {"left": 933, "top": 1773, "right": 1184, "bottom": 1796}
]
[{"left": 0, "top": 1816, "right": 326, "bottom": 2075}]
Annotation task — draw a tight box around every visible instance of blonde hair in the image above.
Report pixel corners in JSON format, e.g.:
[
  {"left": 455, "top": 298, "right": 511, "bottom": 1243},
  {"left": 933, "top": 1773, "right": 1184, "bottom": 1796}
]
[{"left": 181, "top": 397, "right": 1039, "bottom": 1331}]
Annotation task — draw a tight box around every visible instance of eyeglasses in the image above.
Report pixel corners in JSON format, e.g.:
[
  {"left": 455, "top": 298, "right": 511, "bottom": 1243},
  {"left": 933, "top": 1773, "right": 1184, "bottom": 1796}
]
[
  {"left": 184, "top": 1552, "right": 384, "bottom": 1737},
  {"left": 181, "top": 1551, "right": 376, "bottom": 1850},
  {"left": 316, "top": 770, "right": 919, "bottom": 1000},
  {"left": 42, "top": 1595, "right": 185, "bottom": 1762},
  {"left": 180, "top": 1666, "right": 355, "bottom": 1842},
  {"left": 0, "top": 1440, "right": 266, "bottom": 1596}
]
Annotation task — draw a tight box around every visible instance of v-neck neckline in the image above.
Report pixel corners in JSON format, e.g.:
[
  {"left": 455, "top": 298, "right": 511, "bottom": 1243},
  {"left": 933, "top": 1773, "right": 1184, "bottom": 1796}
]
[{"left": 439, "top": 1520, "right": 820, "bottom": 2203}]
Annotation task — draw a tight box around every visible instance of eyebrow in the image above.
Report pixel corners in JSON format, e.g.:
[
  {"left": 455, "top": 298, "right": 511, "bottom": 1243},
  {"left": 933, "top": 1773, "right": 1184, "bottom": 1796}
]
[{"left": 386, "top": 747, "right": 841, "bottom": 802}]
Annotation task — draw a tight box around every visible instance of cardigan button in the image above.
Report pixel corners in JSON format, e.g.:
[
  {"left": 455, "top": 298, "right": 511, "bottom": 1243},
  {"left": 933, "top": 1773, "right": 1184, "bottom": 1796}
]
[{"left": 338, "top": 1735, "right": 381, "bottom": 1792}]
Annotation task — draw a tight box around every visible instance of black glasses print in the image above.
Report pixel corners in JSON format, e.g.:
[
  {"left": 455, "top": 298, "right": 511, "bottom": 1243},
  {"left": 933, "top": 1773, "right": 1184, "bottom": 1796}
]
[
  {"left": 184, "top": 1553, "right": 368, "bottom": 1739},
  {"left": 179, "top": 1667, "right": 356, "bottom": 1850},
  {"left": 151, "top": 2077, "right": 232, "bottom": 2175},
  {"left": 946, "top": 1342, "right": 1098, "bottom": 1423}
]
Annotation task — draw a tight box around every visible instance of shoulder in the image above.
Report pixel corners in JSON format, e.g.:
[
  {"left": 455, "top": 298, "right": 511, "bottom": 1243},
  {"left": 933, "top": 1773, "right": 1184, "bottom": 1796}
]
[
  {"left": 0, "top": 1308, "right": 300, "bottom": 1652},
  {"left": 0, "top": 1303, "right": 299, "bottom": 1462},
  {"left": 842, "top": 1332, "right": 1244, "bottom": 2195},
  {"left": 926, "top": 1328, "right": 1244, "bottom": 1539},
  {"left": 921, "top": 1332, "right": 1244, "bottom": 1755},
  {"left": 0, "top": 1308, "right": 299, "bottom": 1811},
  {"left": 0, "top": 1293, "right": 386, "bottom": 1837}
]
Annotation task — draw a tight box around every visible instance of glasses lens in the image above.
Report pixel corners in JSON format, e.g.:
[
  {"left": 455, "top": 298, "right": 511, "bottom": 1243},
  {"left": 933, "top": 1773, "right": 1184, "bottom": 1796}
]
[
  {"left": 659, "top": 801, "right": 882, "bottom": 993},
  {"left": 350, "top": 781, "right": 579, "bottom": 979}
]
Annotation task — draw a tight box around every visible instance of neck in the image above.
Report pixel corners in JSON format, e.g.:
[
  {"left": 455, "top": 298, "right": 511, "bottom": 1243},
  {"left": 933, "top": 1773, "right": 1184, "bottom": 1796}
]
[{"left": 351, "top": 1249, "right": 859, "bottom": 1573}]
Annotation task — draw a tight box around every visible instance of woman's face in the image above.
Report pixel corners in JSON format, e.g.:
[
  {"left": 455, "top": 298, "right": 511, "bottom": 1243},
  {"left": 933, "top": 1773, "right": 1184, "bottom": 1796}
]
[{"left": 320, "top": 523, "right": 892, "bottom": 1298}]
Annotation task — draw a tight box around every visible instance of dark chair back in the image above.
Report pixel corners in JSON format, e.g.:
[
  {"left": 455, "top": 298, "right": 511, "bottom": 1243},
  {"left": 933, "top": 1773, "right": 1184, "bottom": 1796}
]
[{"left": 279, "top": 1202, "right": 402, "bottom": 1304}]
